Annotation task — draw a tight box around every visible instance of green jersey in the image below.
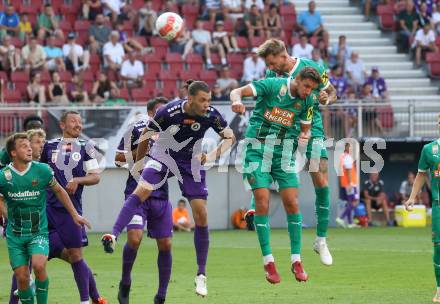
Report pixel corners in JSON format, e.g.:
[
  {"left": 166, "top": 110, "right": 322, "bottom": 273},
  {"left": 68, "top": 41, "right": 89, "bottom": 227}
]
[
  {"left": 265, "top": 57, "right": 330, "bottom": 138},
  {"left": 418, "top": 140, "right": 440, "bottom": 201},
  {"left": 0, "top": 161, "right": 56, "bottom": 237},
  {"left": 245, "top": 77, "right": 314, "bottom": 140},
  {"left": 0, "top": 148, "right": 11, "bottom": 168}
]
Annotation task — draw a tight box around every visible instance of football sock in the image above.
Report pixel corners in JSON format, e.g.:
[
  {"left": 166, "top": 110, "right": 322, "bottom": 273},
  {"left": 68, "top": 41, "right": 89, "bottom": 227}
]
[
  {"left": 341, "top": 202, "right": 354, "bottom": 224},
  {"left": 35, "top": 278, "right": 48, "bottom": 304},
  {"left": 87, "top": 265, "right": 100, "bottom": 301},
  {"left": 287, "top": 213, "right": 302, "bottom": 255},
  {"left": 121, "top": 243, "right": 138, "bottom": 285},
  {"left": 71, "top": 260, "right": 90, "bottom": 301},
  {"left": 434, "top": 243, "right": 440, "bottom": 287},
  {"left": 194, "top": 226, "right": 209, "bottom": 275},
  {"left": 10, "top": 274, "right": 18, "bottom": 304},
  {"left": 254, "top": 215, "right": 271, "bottom": 256},
  {"left": 315, "top": 187, "right": 330, "bottom": 237},
  {"left": 18, "top": 288, "right": 34, "bottom": 304},
  {"left": 249, "top": 195, "right": 255, "bottom": 211},
  {"left": 112, "top": 194, "right": 142, "bottom": 238},
  {"left": 291, "top": 254, "right": 301, "bottom": 263},
  {"left": 157, "top": 250, "right": 172, "bottom": 298},
  {"left": 263, "top": 254, "right": 274, "bottom": 265}
]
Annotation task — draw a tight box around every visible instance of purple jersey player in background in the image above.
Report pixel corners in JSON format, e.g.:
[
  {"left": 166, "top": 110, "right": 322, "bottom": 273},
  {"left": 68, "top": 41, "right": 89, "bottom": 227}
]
[
  {"left": 114, "top": 97, "right": 173, "bottom": 304},
  {"left": 40, "top": 111, "right": 107, "bottom": 304},
  {"left": 102, "top": 81, "right": 235, "bottom": 297}
]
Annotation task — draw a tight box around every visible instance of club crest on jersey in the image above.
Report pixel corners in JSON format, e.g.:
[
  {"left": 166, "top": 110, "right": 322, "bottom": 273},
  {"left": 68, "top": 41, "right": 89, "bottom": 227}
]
[
  {"left": 191, "top": 122, "right": 201, "bottom": 131},
  {"left": 279, "top": 84, "right": 287, "bottom": 97},
  {"left": 72, "top": 152, "right": 81, "bottom": 161},
  {"left": 32, "top": 179, "right": 38, "bottom": 187},
  {"left": 4, "top": 169, "right": 12, "bottom": 181},
  {"left": 51, "top": 150, "right": 59, "bottom": 163},
  {"left": 433, "top": 144, "right": 438, "bottom": 155},
  {"left": 294, "top": 102, "right": 302, "bottom": 110},
  {"left": 263, "top": 107, "right": 294, "bottom": 127}
]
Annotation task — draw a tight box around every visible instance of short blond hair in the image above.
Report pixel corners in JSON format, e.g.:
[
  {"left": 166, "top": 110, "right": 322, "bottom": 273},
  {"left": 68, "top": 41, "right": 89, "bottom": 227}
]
[
  {"left": 256, "top": 39, "right": 287, "bottom": 58},
  {"left": 27, "top": 128, "right": 46, "bottom": 141}
]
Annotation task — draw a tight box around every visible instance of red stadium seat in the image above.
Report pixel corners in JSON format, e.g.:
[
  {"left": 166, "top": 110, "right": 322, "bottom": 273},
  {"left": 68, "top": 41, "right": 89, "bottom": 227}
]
[
  {"left": 150, "top": 37, "right": 169, "bottom": 59},
  {"left": 81, "top": 70, "right": 95, "bottom": 83},
  {"left": 58, "top": 71, "right": 72, "bottom": 83},
  {"left": 377, "top": 5, "right": 395, "bottom": 31},
  {"left": 223, "top": 19, "right": 234, "bottom": 33},
  {"left": 426, "top": 52, "right": 440, "bottom": 63},
  {"left": 310, "top": 36, "right": 318, "bottom": 47},
  {"left": 236, "top": 37, "right": 250, "bottom": 50},
  {"left": 435, "top": 37, "right": 440, "bottom": 49},
  {"left": 19, "top": 2, "right": 39, "bottom": 14},
  {"left": 0, "top": 71, "right": 8, "bottom": 82},
  {"left": 377, "top": 106, "right": 394, "bottom": 129},
  {"left": 428, "top": 63, "right": 440, "bottom": 78},
  {"left": 199, "top": 70, "right": 217, "bottom": 87},
  {"left": 132, "top": 36, "right": 148, "bottom": 47},
  {"left": 118, "top": 88, "right": 131, "bottom": 101},
  {"left": 10, "top": 37, "right": 24, "bottom": 48},
  {"left": 180, "top": 69, "right": 200, "bottom": 81},
  {"left": 4, "top": 89, "right": 23, "bottom": 104},
  {"left": 202, "top": 21, "right": 214, "bottom": 32},
  {"left": 186, "top": 53, "right": 204, "bottom": 70},
  {"left": 229, "top": 67, "right": 242, "bottom": 81},
  {"left": 210, "top": 53, "right": 221, "bottom": 65},
  {"left": 250, "top": 36, "right": 266, "bottom": 48},
  {"left": 131, "top": 87, "right": 152, "bottom": 103},
  {"left": 11, "top": 72, "right": 30, "bottom": 94},
  {"left": 144, "top": 54, "right": 162, "bottom": 76},
  {"left": 182, "top": 4, "right": 199, "bottom": 16},
  {"left": 159, "top": 70, "right": 179, "bottom": 89},
  {"left": 151, "top": 0, "right": 163, "bottom": 12},
  {"left": 59, "top": 20, "right": 72, "bottom": 35},
  {"left": 280, "top": 4, "right": 296, "bottom": 16},
  {"left": 282, "top": 17, "right": 297, "bottom": 31},
  {"left": 40, "top": 71, "right": 51, "bottom": 85},
  {"left": 227, "top": 53, "right": 244, "bottom": 65},
  {"left": 74, "top": 20, "right": 91, "bottom": 32},
  {"left": 162, "top": 86, "right": 178, "bottom": 99},
  {"left": 290, "top": 36, "right": 300, "bottom": 47},
  {"left": 165, "top": 53, "right": 184, "bottom": 71}
]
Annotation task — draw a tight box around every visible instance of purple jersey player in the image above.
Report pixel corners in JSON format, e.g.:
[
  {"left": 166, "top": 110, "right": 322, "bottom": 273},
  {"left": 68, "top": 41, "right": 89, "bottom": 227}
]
[
  {"left": 103, "top": 81, "right": 235, "bottom": 297},
  {"left": 40, "top": 111, "right": 107, "bottom": 304},
  {"left": 114, "top": 97, "right": 172, "bottom": 304}
]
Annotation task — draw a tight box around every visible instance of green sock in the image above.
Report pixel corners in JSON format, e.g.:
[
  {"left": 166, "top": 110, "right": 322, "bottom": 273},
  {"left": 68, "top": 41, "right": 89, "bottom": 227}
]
[
  {"left": 249, "top": 194, "right": 256, "bottom": 210},
  {"left": 287, "top": 213, "right": 302, "bottom": 254},
  {"left": 315, "top": 187, "right": 330, "bottom": 237},
  {"left": 18, "top": 287, "right": 34, "bottom": 304},
  {"left": 254, "top": 214, "right": 271, "bottom": 256},
  {"left": 35, "top": 278, "right": 49, "bottom": 304}
]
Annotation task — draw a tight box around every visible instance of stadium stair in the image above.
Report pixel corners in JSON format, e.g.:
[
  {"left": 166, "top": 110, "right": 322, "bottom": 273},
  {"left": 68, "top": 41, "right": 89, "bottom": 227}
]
[{"left": 292, "top": 0, "right": 440, "bottom": 137}]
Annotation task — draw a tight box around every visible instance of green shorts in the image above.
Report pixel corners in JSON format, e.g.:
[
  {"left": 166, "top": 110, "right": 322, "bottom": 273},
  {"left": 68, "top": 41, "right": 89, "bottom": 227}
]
[
  {"left": 306, "top": 137, "right": 328, "bottom": 160},
  {"left": 242, "top": 140, "right": 299, "bottom": 190},
  {"left": 7, "top": 233, "right": 49, "bottom": 269}
]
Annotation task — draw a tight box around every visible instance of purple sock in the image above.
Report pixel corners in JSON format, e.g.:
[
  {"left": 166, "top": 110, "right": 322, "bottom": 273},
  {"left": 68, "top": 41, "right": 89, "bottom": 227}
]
[
  {"left": 112, "top": 194, "right": 142, "bottom": 237},
  {"left": 194, "top": 226, "right": 209, "bottom": 275},
  {"left": 71, "top": 260, "right": 90, "bottom": 301},
  {"left": 341, "top": 203, "right": 354, "bottom": 224},
  {"left": 9, "top": 274, "right": 18, "bottom": 304},
  {"left": 88, "top": 265, "right": 100, "bottom": 301},
  {"left": 121, "top": 243, "right": 138, "bottom": 285},
  {"left": 157, "top": 250, "right": 172, "bottom": 298}
]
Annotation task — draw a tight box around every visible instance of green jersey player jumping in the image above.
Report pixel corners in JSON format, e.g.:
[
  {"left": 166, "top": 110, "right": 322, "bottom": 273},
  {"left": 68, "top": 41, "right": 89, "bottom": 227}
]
[
  {"left": 230, "top": 67, "right": 320, "bottom": 284},
  {"left": 0, "top": 133, "right": 90, "bottom": 304},
  {"left": 405, "top": 114, "right": 440, "bottom": 303},
  {"left": 245, "top": 39, "right": 338, "bottom": 266}
]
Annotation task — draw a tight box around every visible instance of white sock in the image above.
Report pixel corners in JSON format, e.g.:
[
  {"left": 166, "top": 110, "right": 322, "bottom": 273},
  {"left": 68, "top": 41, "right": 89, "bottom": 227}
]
[
  {"left": 316, "top": 236, "right": 326, "bottom": 243},
  {"left": 263, "top": 254, "right": 274, "bottom": 265},
  {"left": 80, "top": 301, "right": 89, "bottom": 304},
  {"left": 221, "top": 58, "right": 227, "bottom": 65},
  {"left": 206, "top": 59, "right": 212, "bottom": 64},
  {"left": 291, "top": 254, "right": 301, "bottom": 263}
]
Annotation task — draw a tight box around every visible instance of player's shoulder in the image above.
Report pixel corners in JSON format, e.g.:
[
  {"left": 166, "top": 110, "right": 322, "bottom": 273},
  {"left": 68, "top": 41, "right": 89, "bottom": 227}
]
[
  {"left": 164, "top": 99, "right": 184, "bottom": 115},
  {"left": 30, "top": 161, "right": 52, "bottom": 173},
  {"left": 46, "top": 137, "right": 62, "bottom": 145},
  {"left": 423, "top": 140, "right": 438, "bottom": 151}
]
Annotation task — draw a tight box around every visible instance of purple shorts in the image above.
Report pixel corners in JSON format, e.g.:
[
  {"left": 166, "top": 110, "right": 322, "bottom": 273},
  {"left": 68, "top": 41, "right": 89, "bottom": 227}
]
[
  {"left": 47, "top": 206, "right": 88, "bottom": 259},
  {"left": 340, "top": 186, "right": 359, "bottom": 203},
  {"left": 141, "top": 158, "right": 207, "bottom": 201}
]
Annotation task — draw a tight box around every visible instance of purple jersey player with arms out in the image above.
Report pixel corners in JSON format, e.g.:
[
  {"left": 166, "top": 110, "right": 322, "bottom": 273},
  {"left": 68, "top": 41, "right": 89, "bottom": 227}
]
[
  {"left": 114, "top": 97, "right": 172, "bottom": 304},
  {"left": 102, "top": 81, "right": 235, "bottom": 297},
  {"left": 40, "top": 111, "right": 107, "bottom": 304}
]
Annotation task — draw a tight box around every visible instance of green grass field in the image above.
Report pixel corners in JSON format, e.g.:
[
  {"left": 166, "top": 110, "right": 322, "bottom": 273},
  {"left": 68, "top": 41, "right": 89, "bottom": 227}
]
[{"left": 0, "top": 227, "right": 436, "bottom": 304}]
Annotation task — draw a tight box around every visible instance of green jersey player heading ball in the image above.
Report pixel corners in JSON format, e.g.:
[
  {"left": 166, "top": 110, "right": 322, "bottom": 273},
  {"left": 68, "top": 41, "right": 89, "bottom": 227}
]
[
  {"left": 0, "top": 133, "right": 90, "bottom": 304},
  {"left": 245, "top": 38, "right": 337, "bottom": 267}
]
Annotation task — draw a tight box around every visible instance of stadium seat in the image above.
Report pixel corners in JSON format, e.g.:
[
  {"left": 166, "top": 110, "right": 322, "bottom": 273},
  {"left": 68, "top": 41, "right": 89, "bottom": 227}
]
[
  {"left": 165, "top": 53, "right": 184, "bottom": 71},
  {"left": 181, "top": 2, "right": 199, "bottom": 28},
  {"left": 40, "top": 71, "right": 51, "bottom": 85},
  {"left": 151, "top": 0, "right": 163, "bottom": 11},
  {"left": 435, "top": 37, "right": 440, "bottom": 49},
  {"left": 58, "top": 71, "right": 72, "bottom": 83},
  {"left": 144, "top": 54, "right": 162, "bottom": 76},
  {"left": 81, "top": 70, "right": 95, "bottom": 83},
  {"left": 236, "top": 37, "right": 250, "bottom": 50},
  {"left": 11, "top": 72, "right": 30, "bottom": 94},
  {"left": 0, "top": 113, "right": 16, "bottom": 133},
  {"left": 131, "top": 87, "right": 152, "bottom": 103},
  {"left": 59, "top": 20, "right": 72, "bottom": 35},
  {"left": 128, "top": 0, "right": 145, "bottom": 10},
  {"left": 310, "top": 36, "right": 318, "bottom": 47},
  {"left": 159, "top": 70, "right": 179, "bottom": 89},
  {"left": 131, "top": 36, "right": 148, "bottom": 48},
  {"left": 229, "top": 68, "right": 242, "bottom": 81},
  {"left": 180, "top": 69, "right": 200, "bottom": 81},
  {"left": 282, "top": 17, "right": 297, "bottom": 31},
  {"left": 202, "top": 21, "right": 214, "bottom": 32},
  {"left": 74, "top": 20, "right": 91, "bottom": 32},
  {"left": 162, "top": 86, "right": 178, "bottom": 99},
  {"left": 377, "top": 5, "right": 395, "bottom": 31},
  {"left": 426, "top": 53, "right": 440, "bottom": 78},
  {"left": 4, "top": 89, "right": 23, "bottom": 104},
  {"left": 0, "top": 71, "right": 8, "bottom": 83},
  {"left": 227, "top": 53, "right": 245, "bottom": 65},
  {"left": 150, "top": 37, "right": 169, "bottom": 59},
  {"left": 210, "top": 53, "right": 221, "bottom": 65},
  {"left": 250, "top": 36, "right": 265, "bottom": 48},
  {"left": 118, "top": 88, "right": 131, "bottom": 101},
  {"left": 280, "top": 4, "right": 296, "bottom": 16},
  {"left": 18, "top": 2, "right": 39, "bottom": 14},
  {"left": 199, "top": 70, "right": 217, "bottom": 87},
  {"left": 185, "top": 53, "right": 204, "bottom": 71},
  {"left": 377, "top": 106, "right": 394, "bottom": 129},
  {"left": 10, "top": 37, "right": 24, "bottom": 48},
  {"left": 223, "top": 19, "right": 234, "bottom": 33}
]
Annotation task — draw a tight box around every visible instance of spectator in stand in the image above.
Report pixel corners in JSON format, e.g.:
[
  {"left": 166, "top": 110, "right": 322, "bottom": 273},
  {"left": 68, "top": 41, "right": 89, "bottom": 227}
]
[
  {"left": 317, "top": 38, "right": 330, "bottom": 66},
  {"left": 103, "top": 30, "right": 125, "bottom": 71},
  {"left": 244, "top": 0, "right": 264, "bottom": 11},
  {"left": 18, "top": 13, "right": 32, "bottom": 40},
  {"left": 399, "top": 171, "right": 422, "bottom": 204},
  {"left": 83, "top": 0, "right": 104, "bottom": 21},
  {"left": 159, "top": 0, "right": 177, "bottom": 14},
  {"left": 329, "top": 35, "right": 352, "bottom": 69},
  {"left": 63, "top": 32, "right": 91, "bottom": 72},
  {"left": 393, "top": 0, "right": 407, "bottom": 13},
  {"left": 216, "top": 67, "right": 238, "bottom": 97},
  {"left": 360, "top": 83, "right": 385, "bottom": 135},
  {"left": 213, "top": 20, "right": 240, "bottom": 53},
  {"left": 192, "top": 19, "right": 227, "bottom": 69},
  {"left": 417, "top": 2, "right": 432, "bottom": 27},
  {"left": 0, "top": 5, "right": 20, "bottom": 40},
  {"left": 69, "top": 73, "right": 90, "bottom": 103},
  {"left": 397, "top": 0, "right": 419, "bottom": 53},
  {"left": 138, "top": 0, "right": 157, "bottom": 38},
  {"left": 298, "top": 1, "right": 324, "bottom": 37},
  {"left": 44, "top": 35, "right": 66, "bottom": 72},
  {"left": 243, "top": 4, "right": 264, "bottom": 39},
  {"left": 0, "top": 35, "right": 21, "bottom": 71},
  {"left": 204, "top": 0, "right": 223, "bottom": 23},
  {"left": 27, "top": 72, "right": 46, "bottom": 104},
  {"left": 311, "top": 48, "right": 326, "bottom": 67},
  {"left": 363, "top": 0, "right": 390, "bottom": 21},
  {"left": 292, "top": 34, "right": 314, "bottom": 59},
  {"left": 362, "top": 172, "right": 393, "bottom": 226},
  {"left": 345, "top": 52, "right": 367, "bottom": 94},
  {"left": 120, "top": 51, "right": 145, "bottom": 88},
  {"left": 212, "top": 83, "right": 225, "bottom": 101},
  {"left": 242, "top": 47, "right": 265, "bottom": 83},
  {"left": 22, "top": 36, "right": 46, "bottom": 73},
  {"left": 330, "top": 65, "right": 349, "bottom": 100},
  {"left": 365, "top": 67, "right": 389, "bottom": 101},
  {"left": 413, "top": 22, "right": 438, "bottom": 66},
  {"left": 89, "top": 13, "right": 112, "bottom": 54},
  {"left": 36, "top": 4, "right": 64, "bottom": 41},
  {"left": 414, "top": 0, "right": 434, "bottom": 15},
  {"left": 222, "top": 0, "right": 244, "bottom": 21},
  {"left": 433, "top": 3, "right": 440, "bottom": 35},
  {"left": 102, "top": 0, "right": 126, "bottom": 23},
  {"left": 91, "top": 72, "right": 118, "bottom": 103},
  {"left": 170, "top": 28, "right": 194, "bottom": 60},
  {"left": 115, "top": 22, "right": 144, "bottom": 53},
  {"left": 172, "top": 199, "right": 194, "bottom": 232},
  {"left": 263, "top": 4, "right": 284, "bottom": 39},
  {"left": 48, "top": 71, "right": 69, "bottom": 104},
  {"left": 104, "top": 87, "right": 127, "bottom": 105}
]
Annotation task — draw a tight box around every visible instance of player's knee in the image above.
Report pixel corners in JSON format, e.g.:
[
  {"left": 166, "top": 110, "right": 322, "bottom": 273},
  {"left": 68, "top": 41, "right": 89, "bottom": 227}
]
[
  {"left": 17, "top": 275, "right": 30, "bottom": 287},
  {"left": 193, "top": 209, "right": 208, "bottom": 225},
  {"left": 319, "top": 159, "right": 328, "bottom": 175},
  {"left": 32, "top": 263, "right": 46, "bottom": 278},
  {"left": 67, "top": 249, "right": 82, "bottom": 263},
  {"left": 157, "top": 238, "right": 172, "bottom": 251},
  {"left": 127, "top": 235, "right": 142, "bottom": 250}
]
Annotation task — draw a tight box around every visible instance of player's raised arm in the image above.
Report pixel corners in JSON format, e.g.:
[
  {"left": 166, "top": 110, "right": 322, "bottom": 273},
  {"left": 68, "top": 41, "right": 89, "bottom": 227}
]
[
  {"left": 202, "top": 128, "right": 236, "bottom": 164},
  {"left": 321, "top": 84, "right": 338, "bottom": 105},
  {"left": 50, "top": 180, "right": 91, "bottom": 229},
  {"left": 230, "top": 85, "right": 254, "bottom": 114}
]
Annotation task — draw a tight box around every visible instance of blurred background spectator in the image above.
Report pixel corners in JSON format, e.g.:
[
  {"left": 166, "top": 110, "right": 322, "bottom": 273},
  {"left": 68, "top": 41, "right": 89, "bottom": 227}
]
[
  {"left": 292, "top": 34, "right": 314, "bottom": 59},
  {"left": 362, "top": 172, "right": 393, "bottom": 226},
  {"left": 216, "top": 67, "right": 238, "bottom": 97},
  {"left": 91, "top": 72, "right": 118, "bottom": 103},
  {"left": 48, "top": 72, "right": 69, "bottom": 105},
  {"left": 345, "top": 52, "right": 367, "bottom": 95},
  {"left": 264, "top": 4, "right": 284, "bottom": 39},
  {"left": 298, "top": 1, "right": 324, "bottom": 37},
  {"left": 0, "top": 5, "right": 20, "bottom": 40},
  {"left": 242, "top": 48, "right": 265, "bottom": 83},
  {"left": 397, "top": 0, "right": 419, "bottom": 53},
  {"left": 329, "top": 35, "right": 352, "bottom": 69},
  {"left": 413, "top": 23, "right": 438, "bottom": 66},
  {"left": 27, "top": 72, "right": 46, "bottom": 104}
]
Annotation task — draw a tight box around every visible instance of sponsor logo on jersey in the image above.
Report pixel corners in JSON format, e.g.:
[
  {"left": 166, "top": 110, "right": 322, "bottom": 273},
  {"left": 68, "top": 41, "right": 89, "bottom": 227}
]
[
  {"left": 279, "top": 84, "right": 287, "bottom": 97},
  {"left": 51, "top": 150, "right": 59, "bottom": 163},
  {"left": 191, "top": 122, "right": 201, "bottom": 131},
  {"left": 31, "top": 179, "right": 38, "bottom": 187},
  {"left": 183, "top": 119, "right": 195, "bottom": 125},
  {"left": 8, "top": 190, "right": 41, "bottom": 199},
  {"left": 321, "top": 71, "right": 329, "bottom": 85},
  {"left": 62, "top": 143, "right": 72, "bottom": 152},
  {"left": 72, "top": 152, "right": 81, "bottom": 161},
  {"left": 146, "top": 159, "right": 163, "bottom": 172},
  {"left": 4, "top": 169, "right": 12, "bottom": 181},
  {"left": 263, "top": 107, "right": 294, "bottom": 127},
  {"left": 294, "top": 102, "right": 302, "bottom": 110}
]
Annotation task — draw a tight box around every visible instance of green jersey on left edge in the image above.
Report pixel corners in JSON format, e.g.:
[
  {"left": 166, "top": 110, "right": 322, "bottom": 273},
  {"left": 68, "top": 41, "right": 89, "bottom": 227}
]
[
  {"left": 0, "top": 148, "right": 11, "bottom": 168},
  {"left": 0, "top": 161, "right": 56, "bottom": 237},
  {"left": 418, "top": 140, "right": 440, "bottom": 201},
  {"left": 266, "top": 57, "right": 330, "bottom": 138},
  {"left": 245, "top": 77, "right": 315, "bottom": 140}
]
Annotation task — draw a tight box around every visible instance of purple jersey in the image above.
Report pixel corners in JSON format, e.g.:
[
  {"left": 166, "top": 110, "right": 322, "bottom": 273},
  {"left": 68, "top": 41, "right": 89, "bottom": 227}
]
[
  {"left": 40, "top": 138, "right": 99, "bottom": 214},
  {"left": 146, "top": 99, "right": 227, "bottom": 161},
  {"left": 117, "top": 118, "right": 169, "bottom": 200}
]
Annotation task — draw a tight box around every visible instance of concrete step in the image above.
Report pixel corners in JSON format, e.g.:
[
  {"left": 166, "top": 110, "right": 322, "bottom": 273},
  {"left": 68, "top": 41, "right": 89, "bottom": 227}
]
[
  {"left": 352, "top": 46, "right": 398, "bottom": 55},
  {"left": 326, "top": 22, "right": 377, "bottom": 30},
  {"left": 330, "top": 30, "right": 382, "bottom": 39},
  {"left": 295, "top": 6, "right": 359, "bottom": 15},
  {"left": 388, "top": 87, "right": 439, "bottom": 95},
  {"left": 324, "top": 15, "right": 365, "bottom": 23},
  {"left": 292, "top": 0, "right": 350, "bottom": 5},
  {"left": 361, "top": 53, "right": 408, "bottom": 62},
  {"left": 364, "top": 62, "right": 414, "bottom": 70},
  {"left": 378, "top": 70, "right": 426, "bottom": 78},
  {"left": 386, "top": 78, "right": 432, "bottom": 87},
  {"left": 391, "top": 95, "right": 440, "bottom": 102},
  {"left": 330, "top": 38, "right": 392, "bottom": 46}
]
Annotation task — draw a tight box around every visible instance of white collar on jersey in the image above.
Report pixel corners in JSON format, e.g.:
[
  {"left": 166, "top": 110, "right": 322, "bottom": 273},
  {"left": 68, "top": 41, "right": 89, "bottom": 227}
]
[
  {"left": 8, "top": 161, "right": 32, "bottom": 176},
  {"left": 288, "top": 57, "right": 301, "bottom": 76},
  {"left": 287, "top": 77, "right": 295, "bottom": 99}
]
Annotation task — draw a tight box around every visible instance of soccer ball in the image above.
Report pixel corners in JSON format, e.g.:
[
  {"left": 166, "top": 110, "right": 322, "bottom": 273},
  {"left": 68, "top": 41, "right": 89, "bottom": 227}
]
[{"left": 155, "top": 12, "right": 184, "bottom": 42}]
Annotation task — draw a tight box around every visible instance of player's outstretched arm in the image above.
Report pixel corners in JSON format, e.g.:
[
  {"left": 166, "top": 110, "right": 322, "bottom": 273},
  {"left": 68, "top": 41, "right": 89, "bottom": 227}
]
[
  {"left": 230, "top": 86, "right": 254, "bottom": 114},
  {"left": 135, "top": 129, "right": 157, "bottom": 163},
  {"left": 203, "top": 128, "right": 236, "bottom": 163},
  {"left": 404, "top": 171, "right": 426, "bottom": 211},
  {"left": 51, "top": 181, "right": 91, "bottom": 229}
]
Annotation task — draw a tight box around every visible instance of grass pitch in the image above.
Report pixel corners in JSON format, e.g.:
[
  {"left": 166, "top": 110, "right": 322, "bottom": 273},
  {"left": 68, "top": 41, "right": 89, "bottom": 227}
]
[{"left": 0, "top": 228, "right": 435, "bottom": 304}]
